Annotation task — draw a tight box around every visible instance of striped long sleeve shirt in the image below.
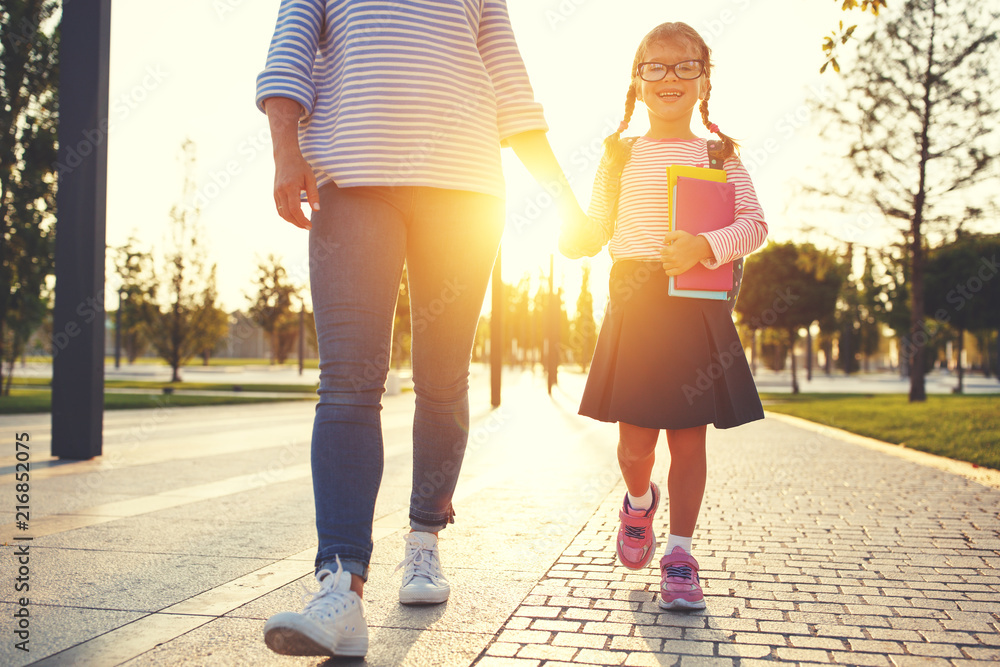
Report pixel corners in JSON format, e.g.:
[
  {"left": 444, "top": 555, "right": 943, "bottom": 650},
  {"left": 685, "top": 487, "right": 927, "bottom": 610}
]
[
  {"left": 255, "top": 0, "right": 548, "bottom": 199},
  {"left": 588, "top": 137, "right": 767, "bottom": 267}
]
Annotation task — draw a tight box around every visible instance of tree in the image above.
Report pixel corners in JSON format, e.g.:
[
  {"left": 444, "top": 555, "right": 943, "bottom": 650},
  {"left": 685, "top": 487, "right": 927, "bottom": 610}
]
[
  {"left": 925, "top": 233, "right": 1000, "bottom": 392},
  {"left": 821, "top": 0, "right": 889, "bottom": 73},
  {"left": 190, "top": 266, "right": 230, "bottom": 365},
  {"left": 146, "top": 140, "right": 228, "bottom": 382},
  {"left": 736, "top": 242, "right": 846, "bottom": 393},
  {"left": 570, "top": 264, "right": 597, "bottom": 371},
  {"left": 112, "top": 235, "right": 158, "bottom": 363},
  {"left": 814, "top": 0, "right": 999, "bottom": 401},
  {"left": 0, "top": 1, "right": 59, "bottom": 394},
  {"left": 246, "top": 254, "right": 298, "bottom": 364}
]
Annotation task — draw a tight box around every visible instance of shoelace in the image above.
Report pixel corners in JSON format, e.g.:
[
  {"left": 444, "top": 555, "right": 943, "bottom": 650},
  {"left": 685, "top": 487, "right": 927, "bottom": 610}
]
[
  {"left": 300, "top": 559, "right": 352, "bottom": 620},
  {"left": 664, "top": 564, "right": 694, "bottom": 580},
  {"left": 395, "top": 538, "right": 441, "bottom": 584},
  {"left": 623, "top": 524, "right": 646, "bottom": 539}
]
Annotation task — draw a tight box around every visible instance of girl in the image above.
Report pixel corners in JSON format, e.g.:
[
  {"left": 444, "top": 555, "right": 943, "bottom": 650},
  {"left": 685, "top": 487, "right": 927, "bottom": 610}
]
[{"left": 561, "top": 22, "right": 767, "bottom": 610}]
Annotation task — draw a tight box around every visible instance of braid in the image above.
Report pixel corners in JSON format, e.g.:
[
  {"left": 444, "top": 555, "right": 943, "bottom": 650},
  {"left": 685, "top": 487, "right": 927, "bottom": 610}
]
[
  {"left": 699, "top": 81, "right": 740, "bottom": 159},
  {"left": 602, "top": 82, "right": 638, "bottom": 168}
]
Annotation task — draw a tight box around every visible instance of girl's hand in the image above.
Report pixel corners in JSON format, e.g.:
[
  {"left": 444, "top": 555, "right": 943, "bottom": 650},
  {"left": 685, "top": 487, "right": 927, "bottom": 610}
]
[
  {"left": 558, "top": 202, "right": 604, "bottom": 259},
  {"left": 660, "top": 230, "right": 713, "bottom": 276}
]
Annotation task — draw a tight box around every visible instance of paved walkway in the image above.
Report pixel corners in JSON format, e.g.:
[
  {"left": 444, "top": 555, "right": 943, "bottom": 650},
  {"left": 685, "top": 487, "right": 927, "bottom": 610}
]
[{"left": 1, "top": 369, "right": 998, "bottom": 666}]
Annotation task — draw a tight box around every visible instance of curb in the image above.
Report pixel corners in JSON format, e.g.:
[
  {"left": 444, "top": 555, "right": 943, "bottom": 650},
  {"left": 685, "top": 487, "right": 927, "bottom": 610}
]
[{"left": 764, "top": 410, "right": 1000, "bottom": 490}]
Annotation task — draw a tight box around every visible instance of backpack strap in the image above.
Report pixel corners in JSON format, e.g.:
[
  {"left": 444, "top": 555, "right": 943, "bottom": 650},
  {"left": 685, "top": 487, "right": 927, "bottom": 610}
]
[
  {"left": 707, "top": 139, "right": 724, "bottom": 170},
  {"left": 706, "top": 139, "right": 743, "bottom": 313}
]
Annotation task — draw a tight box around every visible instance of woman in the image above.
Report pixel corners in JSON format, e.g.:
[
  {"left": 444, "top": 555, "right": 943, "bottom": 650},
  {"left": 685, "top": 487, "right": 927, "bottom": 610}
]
[{"left": 256, "top": 0, "right": 588, "bottom": 657}]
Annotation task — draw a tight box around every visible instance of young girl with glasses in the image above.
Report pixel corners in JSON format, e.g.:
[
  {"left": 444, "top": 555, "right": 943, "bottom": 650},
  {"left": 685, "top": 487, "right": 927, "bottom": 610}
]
[{"left": 560, "top": 21, "right": 767, "bottom": 610}]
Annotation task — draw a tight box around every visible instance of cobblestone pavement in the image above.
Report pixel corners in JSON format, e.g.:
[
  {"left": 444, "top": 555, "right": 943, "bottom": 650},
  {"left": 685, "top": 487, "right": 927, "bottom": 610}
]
[
  {"left": 1, "top": 370, "right": 997, "bottom": 666},
  {"left": 476, "top": 413, "right": 1000, "bottom": 667}
]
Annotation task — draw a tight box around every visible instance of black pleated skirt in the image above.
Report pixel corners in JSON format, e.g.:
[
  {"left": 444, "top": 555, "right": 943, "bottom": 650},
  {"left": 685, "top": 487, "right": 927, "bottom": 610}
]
[{"left": 579, "top": 260, "right": 764, "bottom": 430}]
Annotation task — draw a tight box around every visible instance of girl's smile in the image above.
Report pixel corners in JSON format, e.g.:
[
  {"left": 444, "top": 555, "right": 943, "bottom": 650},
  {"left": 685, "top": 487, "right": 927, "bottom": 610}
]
[{"left": 636, "top": 42, "right": 706, "bottom": 138}]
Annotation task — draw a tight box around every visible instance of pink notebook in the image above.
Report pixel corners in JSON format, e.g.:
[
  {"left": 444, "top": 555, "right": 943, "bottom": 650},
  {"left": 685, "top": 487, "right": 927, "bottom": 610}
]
[{"left": 671, "top": 176, "right": 736, "bottom": 293}]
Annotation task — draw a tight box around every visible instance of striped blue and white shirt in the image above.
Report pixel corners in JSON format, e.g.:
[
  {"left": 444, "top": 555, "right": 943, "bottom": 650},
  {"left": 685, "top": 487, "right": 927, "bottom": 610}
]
[{"left": 255, "top": 0, "right": 549, "bottom": 199}]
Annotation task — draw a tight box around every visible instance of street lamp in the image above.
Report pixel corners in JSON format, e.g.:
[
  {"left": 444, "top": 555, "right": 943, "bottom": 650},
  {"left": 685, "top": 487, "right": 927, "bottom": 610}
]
[{"left": 114, "top": 288, "right": 127, "bottom": 369}]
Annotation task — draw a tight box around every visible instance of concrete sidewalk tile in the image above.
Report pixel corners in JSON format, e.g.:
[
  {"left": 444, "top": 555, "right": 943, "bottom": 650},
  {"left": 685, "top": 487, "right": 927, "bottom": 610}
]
[
  {"left": 681, "top": 628, "right": 733, "bottom": 643},
  {"left": 774, "top": 646, "right": 833, "bottom": 662},
  {"left": 917, "top": 630, "right": 977, "bottom": 644},
  {"left": 830, "top": 650, "right": 893, "bottom": 666},
  {"left": 632, "top": 624, "right": 684, "bottom": 641},
  {"left": 581, "top": 621, "right": 634, "bottom": 636},
  {"left": 888, "top": 657, "right": 952, "bottom": 666},
  {"left": 758, "top": 620, "right": 811, "bottom": 635},
  {"left": 902, "top": 641, "right": 964, "bottom": 658},
  {"left": 731, "top": 632, "right": 790, "bottom": 646},
  {"left": 866, "top": 628, "right": 924, "bottom": 642},
  {"left": 530, "top": 620, "right": 582, "bottom": 633},
  {"left": 678, "top": 657, "right": 734, "bottom": 667},
  {"left": 716, "top": 642, "right": 772, "bottom": 659},
  {"left": 623, "top": 653, "right": 675, "bottom": 667},
  {"left": 476, "top": 658, "right": 541, "bottom": 667},
  {"left": 515, "top": 644, "right": 578, "bottom": 661},
  {"left": 485, "top": 642, "right": 521, "bottom": 658},
  {"left": 551, "top": 632, "right": 607, "bottom": 649},
  {"left": 496, "top": 629, "right": 552, "bottom": 645},
  {"left": 847, "top": 639, "right": 906, "bottom": 654},
  {"left": 571, "top": 648, "right": 628, "bottom": 664},
  {"left": 960, "top": 646, "right": 1000, "bottom": 661},
  {"left": 973, "top": 632, "right": 1000, "bottom": 646},
  {"left": 610, "top": 636, "right": 661, "bottom": 652},
  {"left": 513, "top": 606, "right": 562, "bottom": 619},
  {"left": 562, "top": 608, "right": 608, "bottom": 622},
  {"left": 788, "top": 636, "right": 849, "bottom": 651},
  {"left": 606, "top": 610, "right": 657, "bottom": 626}
]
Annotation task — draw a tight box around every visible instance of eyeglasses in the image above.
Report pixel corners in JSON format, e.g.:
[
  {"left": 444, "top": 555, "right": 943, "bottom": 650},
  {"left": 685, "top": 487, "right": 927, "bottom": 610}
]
[{"left": 636, "top": 60, "right": 705, "bottom": 82}]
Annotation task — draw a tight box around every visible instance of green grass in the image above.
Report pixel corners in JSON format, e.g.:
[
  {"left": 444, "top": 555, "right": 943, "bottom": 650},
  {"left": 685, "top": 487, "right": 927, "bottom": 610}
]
[
  {"left": 7, "top": 377, "right": 317, "bottom": 393},
  {"left": 0, "top": 389, "right": 315, "bottom": 415},
  {"left": 20, "top": 356, "right": 322, "bottom": 369},
  {"left": 761, "top": 393, "right": 1000, "bottom": 470}
]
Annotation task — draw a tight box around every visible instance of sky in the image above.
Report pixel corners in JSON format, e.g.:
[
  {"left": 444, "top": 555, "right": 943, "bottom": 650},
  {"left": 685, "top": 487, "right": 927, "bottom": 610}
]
[{"left": 104, "top": 0, "right": 871, "bottom": 313}]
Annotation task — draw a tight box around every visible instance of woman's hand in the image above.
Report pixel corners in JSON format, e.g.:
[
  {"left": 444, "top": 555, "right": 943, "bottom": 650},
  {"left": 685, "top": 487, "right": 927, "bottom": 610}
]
[
  {"left": 273, "top": 150, "right": 319, "bottom": 230},
  {"left": 660, "top": 230, "right": 713, "bottom": 276},
  {"left": 265, "top": 97, "right": 319, "bottom": 230}
]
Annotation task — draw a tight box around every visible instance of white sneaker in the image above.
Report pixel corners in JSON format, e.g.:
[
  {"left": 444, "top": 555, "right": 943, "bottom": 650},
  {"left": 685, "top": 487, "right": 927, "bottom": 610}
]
[
  {"left": 396, "top": 531, "right": 450, "bottom": 605},
  {"left": 264, "top": 559, "right": 368, "bottom": 657}
]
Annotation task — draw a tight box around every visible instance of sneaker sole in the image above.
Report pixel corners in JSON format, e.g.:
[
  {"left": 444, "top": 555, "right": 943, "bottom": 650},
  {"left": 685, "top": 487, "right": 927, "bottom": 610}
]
[
  {"left": 264, "top": 615, "right": 368, "bottom": 657},
  {"left": 658, "top": 596, "right": 706, "bottom": 611},
  {"left": 618, "top": 532, "right": 657, "bottom": 570},
  {"left": 399, "top": 588, "right": 450, "bottom": 605}
]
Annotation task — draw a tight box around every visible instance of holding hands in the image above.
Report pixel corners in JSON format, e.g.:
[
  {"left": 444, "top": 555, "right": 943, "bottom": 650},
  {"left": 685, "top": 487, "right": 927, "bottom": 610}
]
[
  {"left": 558, "top": 203, "right": 606, "bottom": 259},
  {"left": 660, "top": 230, "right": 713, "bottom": 276}
]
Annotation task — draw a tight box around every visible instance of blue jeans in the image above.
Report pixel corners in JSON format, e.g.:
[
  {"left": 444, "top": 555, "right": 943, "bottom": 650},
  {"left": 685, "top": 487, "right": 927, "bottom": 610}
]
[{"left": 308, "top": 183, "right": 504, "bottom": 581}]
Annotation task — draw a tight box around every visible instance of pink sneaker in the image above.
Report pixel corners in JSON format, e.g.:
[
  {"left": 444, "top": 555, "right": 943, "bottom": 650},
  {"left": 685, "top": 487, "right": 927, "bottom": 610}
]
[
  {"left": 659, "top": 546, "right": 706, "bottom": 610},
  {"left": 615, "top": 482, "right": 660, "bottom": 570}
]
